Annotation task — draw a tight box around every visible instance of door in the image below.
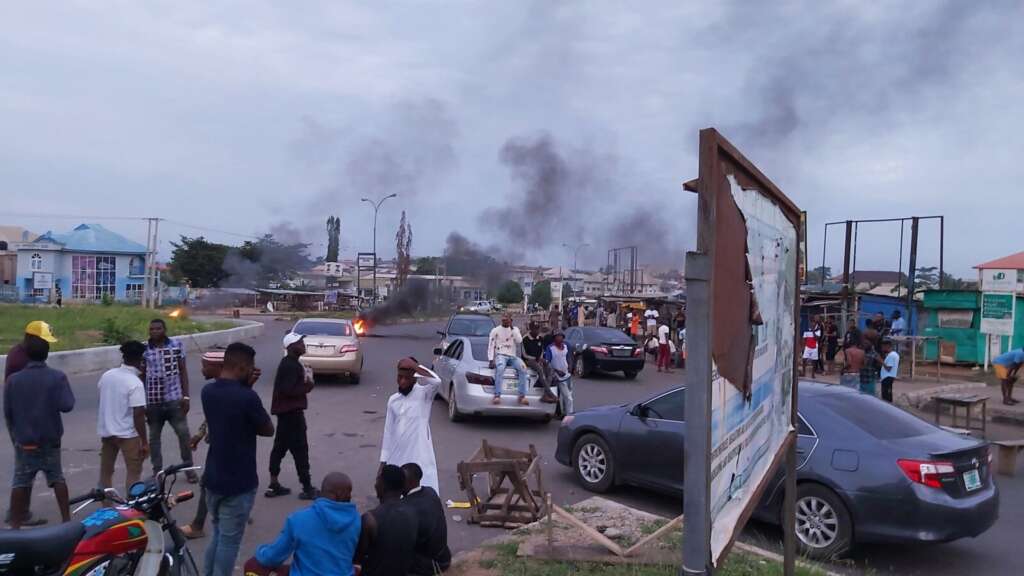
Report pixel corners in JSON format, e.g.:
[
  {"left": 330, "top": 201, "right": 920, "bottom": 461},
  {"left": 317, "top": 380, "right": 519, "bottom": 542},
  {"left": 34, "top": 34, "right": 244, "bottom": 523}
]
[
  {"left": 616, "top": 388, "right": 686, "bottom": 492},
  {"left": 435, "top": 340, "right": 463, "bottom": 400}
]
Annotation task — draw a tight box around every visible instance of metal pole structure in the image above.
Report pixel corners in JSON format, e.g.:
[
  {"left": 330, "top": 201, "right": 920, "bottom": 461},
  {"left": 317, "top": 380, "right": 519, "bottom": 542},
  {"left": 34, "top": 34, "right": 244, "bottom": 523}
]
[
  {"left": 939, "top": 216, "right": 945, "bottom": 291},
  {"left": 841, "top": 221, "right": 853, "bottom": 334},
  {"left": 150, "top": 218, "right": 160, "bottom": 309},
  {"left": 361, "top": 194, "right": 397, "bottom": 304},
  {"left": 907, "top": 217, "right": 920, "bottom": 315},
  {"left": 897, "top": 220, "right": 905, "bottom": 299},
  {"left": 820, "top": 225, "right": 828, "bottom": 289},
  {"left": 142, "top": 218, "right": 152, "bottom": 308},
  {"left": 683, "top": 251, "right": 712, "bottom": 576}
]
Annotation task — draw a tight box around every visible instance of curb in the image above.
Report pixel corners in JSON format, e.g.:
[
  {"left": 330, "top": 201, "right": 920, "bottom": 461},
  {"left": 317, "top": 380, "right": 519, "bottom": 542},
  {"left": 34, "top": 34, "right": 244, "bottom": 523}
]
[
  {"left": 0, "top": 320, "right": 264, "bottom": 377},
  {"left": 895, "top": 381, "right": 986, "bottom": 410}
]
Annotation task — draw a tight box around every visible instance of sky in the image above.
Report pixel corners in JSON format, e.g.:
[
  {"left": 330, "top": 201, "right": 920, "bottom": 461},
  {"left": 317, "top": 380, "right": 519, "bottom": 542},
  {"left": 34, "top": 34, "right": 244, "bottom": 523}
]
[{"left": 2, "top": 1, "right": 1022, "bottom": 278}]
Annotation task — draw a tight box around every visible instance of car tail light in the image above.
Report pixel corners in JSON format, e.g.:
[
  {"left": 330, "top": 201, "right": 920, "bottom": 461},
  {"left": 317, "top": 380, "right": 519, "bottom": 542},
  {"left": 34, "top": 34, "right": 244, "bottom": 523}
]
[
  {"left": 590, "top": 346, "right": 609, "bottom": 355},
  {"left": 897, "top": 459, "right": 956, "bottom": 489},
  {"left": 466, "top": 372, "right": 495, "bottom": 386},
  {"left": 338, "top": 344, "right": 359, "bottom": 355}
]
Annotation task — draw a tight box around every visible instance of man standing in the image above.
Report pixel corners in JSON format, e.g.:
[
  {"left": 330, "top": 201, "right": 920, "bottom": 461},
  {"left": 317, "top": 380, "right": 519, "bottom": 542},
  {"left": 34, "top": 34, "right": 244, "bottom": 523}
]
[
  {"left": 249, "top": 472, "right": 361, "bottom": 576},
  {"left": 548, "top": 304, "right": 561, "bottom": 332},
  {"left": 801, "top": 326, "right": 820, "bottom": 378},
  {"left": 97, "top": 341, "right": 149, "bottom": 496},
  {"left": 840, "top": 340, "right": 864, "bottom": 389},
  {"left": 202, "top": 342, "right": 274, "bottom": 576},
  {"left": 644, "top": 307, "right": 659, "bottom": 338},
  {"left": 859, "top": 338, "right": 882, "bottom": 397},
  {"left": 143, "top": 319, "right": 197, "bottom": 483},
  {"left": 54, "top": 284, "right": 62, "bottom": 309},
  {"left": 544, "top": 332, "right": 574, "bottom": 416},
  {"left": 880, "top": 339, "right": 900, "bottom": 403},
  {"left": 357, "top": 465, "right": 418, "bottom": 576},
  {"left": 992, "top": 347, "right": 1024, "bottom": 406},
  {"left": 379, "top": 359, "right": 442, "bottom": 493},
  {"left": 521, "top": 323, "right": 557, "bottom": 404},
  {"left": 266, "top": 333, "right": 317, "bottom": 500},
  {"left": 890, "top": 310, "right": 906, "bottom": 336},
  {"left": 487, "top": 314, "right": 529, "bottom": 406},
  {"left": 842, "top": 318, "right": 862, "bottom": 351},
  {"left": 4, "top": 330, "right": 75, "bottom": 528},
  {"left": 656, "top": 320, "right": 673, "bottom": 373},
  {"left": 400, "top": 463, "right": 451, "bottom": 575}
]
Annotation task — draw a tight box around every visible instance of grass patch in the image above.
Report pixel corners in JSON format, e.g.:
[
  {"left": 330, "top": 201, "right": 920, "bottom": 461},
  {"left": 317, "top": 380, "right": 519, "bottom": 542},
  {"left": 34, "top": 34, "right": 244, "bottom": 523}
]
[{"left": 0, "top": 304, "right": 234, "bottom": 352}]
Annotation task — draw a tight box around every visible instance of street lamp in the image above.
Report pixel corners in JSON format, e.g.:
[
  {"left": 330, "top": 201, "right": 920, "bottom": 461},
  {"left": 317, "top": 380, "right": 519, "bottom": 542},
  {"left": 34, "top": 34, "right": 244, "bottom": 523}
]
[
  {"left": 562, "top": 242, "right": 590, "bottom": 272},
  {"left": 360, "top": 193, "right": 398, "bottom": 304}
]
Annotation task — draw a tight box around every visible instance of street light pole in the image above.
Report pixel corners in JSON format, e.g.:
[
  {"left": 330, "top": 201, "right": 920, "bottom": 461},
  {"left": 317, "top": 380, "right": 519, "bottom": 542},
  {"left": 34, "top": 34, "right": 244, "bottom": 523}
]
[{"left": 361, "top": 193, "right": 397, "bottom": 304}]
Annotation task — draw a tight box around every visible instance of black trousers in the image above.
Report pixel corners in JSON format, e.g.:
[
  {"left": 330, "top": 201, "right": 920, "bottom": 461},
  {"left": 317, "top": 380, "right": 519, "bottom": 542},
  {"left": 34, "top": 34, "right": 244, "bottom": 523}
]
[
  {"left": 881, "top": 377, "right": 895, "bottom": 403},
  {"left": 269, "top": 411, "right": 311, "bottom": 487}
]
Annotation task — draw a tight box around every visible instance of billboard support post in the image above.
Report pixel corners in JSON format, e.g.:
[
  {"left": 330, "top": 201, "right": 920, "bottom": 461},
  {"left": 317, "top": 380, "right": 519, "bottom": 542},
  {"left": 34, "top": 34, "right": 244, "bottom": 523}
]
[{"left": 682, "top": 253, "right": 712, "bottom": 575}]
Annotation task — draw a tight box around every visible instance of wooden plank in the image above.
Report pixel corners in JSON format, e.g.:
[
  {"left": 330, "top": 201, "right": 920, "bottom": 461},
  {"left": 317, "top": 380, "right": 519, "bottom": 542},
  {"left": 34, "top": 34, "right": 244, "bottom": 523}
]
[
  {"left": 552, "top": 504, "right": 625, "bottom": 557},
  {"left": 623, "top": 514, "right": 683, "bottom": 557}
]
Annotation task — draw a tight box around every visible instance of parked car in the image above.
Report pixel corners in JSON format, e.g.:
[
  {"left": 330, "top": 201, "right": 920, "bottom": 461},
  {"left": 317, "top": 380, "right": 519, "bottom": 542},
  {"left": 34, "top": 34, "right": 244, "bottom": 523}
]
[
  {"left": 286, "top": 318, "right": 363, "bottom": 383},
  {"left": 436, "top": 312, "right": 497, "bottom": 354},
  {"left": 555, "top": 382, "right": 998, "bottom": 559},
  {"left": 464, "top": 300, "right": 496, "bottom": 313},
  {"left": 563, "top": 326, "right": 643, "bottom": 379},
  {"left": 432, "top": 336, "right": 556, "bottom": 422}
]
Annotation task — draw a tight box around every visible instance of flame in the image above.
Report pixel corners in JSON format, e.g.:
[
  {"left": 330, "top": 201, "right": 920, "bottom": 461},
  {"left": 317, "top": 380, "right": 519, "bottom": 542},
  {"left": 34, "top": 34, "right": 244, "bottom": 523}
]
[
  {"left": 168, "top": 308, "right": 182, "bottom": 318},
  {"left": 354, "top": 319, "right": 366, "bottom": 335}
]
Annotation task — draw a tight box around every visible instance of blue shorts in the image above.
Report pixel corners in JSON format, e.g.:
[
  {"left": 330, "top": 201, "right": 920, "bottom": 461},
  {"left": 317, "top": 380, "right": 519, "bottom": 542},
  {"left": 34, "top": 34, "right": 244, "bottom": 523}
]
[{"left": 12, "top": 444, "right": 65, "bottom": 488}]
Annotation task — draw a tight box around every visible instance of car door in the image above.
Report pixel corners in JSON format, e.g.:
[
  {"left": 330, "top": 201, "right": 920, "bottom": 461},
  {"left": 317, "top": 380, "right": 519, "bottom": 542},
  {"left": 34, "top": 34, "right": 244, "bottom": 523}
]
[
  {"left": 615, "top": 388, "right": 687, "bottom": 493},
  {"left": 434, "top": 340, "right": 463, "bottom": 399}
]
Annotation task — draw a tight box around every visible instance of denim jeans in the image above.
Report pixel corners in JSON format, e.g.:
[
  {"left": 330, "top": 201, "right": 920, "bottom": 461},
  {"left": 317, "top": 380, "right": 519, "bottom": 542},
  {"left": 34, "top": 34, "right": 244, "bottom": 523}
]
[
  {"left": 493, "top": 354, "right": 528, "bottom": 398},
  {"left": 146, "top": 400, "right": 193, "bottom": 473},
  {"left": 555, "top": 373, "right": 574, "bottom": 415},
  {"left": 203, "top": 489, "right": 255, "bottom": 576}
]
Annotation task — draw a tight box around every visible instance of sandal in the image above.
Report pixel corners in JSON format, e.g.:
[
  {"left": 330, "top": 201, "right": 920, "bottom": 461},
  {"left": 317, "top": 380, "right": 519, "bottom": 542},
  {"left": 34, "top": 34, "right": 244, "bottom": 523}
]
[
  {"left": 181, "top": 525, "right": 205, "bottom": 540},
  {"left": 264, "top": 483, "right": 292, "bottom": 498}
]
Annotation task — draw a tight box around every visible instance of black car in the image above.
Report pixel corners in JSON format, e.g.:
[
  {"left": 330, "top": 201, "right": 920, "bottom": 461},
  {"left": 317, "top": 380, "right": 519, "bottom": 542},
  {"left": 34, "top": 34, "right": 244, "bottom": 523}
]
[
  {"left": 563, "top": 326, "right": 643, "bottom": 379},
  {"left": 555, "top": 382, "right": 999, "bottom": 559}
]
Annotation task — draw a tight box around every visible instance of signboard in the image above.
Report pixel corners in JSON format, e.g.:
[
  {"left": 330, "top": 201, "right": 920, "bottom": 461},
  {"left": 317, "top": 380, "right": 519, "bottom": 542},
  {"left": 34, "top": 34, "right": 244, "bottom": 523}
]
[
  {"left": 357, "top": 253, "right": 376, "bottom": 269},
  {"left": 684, "top": 129, "right": 800, "bottom": 574},
  {"left": 32, "top": 272, "right": 54, "bottom": 290},
  {"left": 981, "top": 268, "right": 1018, "bottom": 292},
  {"left": 981, "top": 292, "right": 1016, "bottom": 336}
]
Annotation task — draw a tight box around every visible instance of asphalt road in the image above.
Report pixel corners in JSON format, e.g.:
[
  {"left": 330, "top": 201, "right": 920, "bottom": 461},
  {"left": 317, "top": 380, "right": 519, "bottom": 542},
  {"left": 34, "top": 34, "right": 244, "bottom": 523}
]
[{"left": 2, "top": 317, "right": 1021, "bottom": 575}]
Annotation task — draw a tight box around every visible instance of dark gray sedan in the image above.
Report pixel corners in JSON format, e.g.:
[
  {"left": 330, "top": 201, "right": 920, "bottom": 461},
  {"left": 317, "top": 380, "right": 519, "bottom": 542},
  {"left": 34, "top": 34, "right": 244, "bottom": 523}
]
[{"left": 555, "top": 382, "right": 999, "bottom": 559}]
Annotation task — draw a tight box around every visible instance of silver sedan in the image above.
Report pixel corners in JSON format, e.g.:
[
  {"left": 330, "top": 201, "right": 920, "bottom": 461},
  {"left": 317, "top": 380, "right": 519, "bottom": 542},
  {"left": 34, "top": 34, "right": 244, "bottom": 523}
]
[{"left": 432, "top": 336, "right": 557, "bottom": 422}]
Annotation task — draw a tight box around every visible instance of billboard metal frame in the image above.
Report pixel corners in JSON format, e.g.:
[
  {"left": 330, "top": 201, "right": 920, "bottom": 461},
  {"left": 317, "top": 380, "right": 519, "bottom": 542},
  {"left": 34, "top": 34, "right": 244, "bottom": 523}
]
[{"left": 682, "top": 128, "right": 801, "bottom": 575}]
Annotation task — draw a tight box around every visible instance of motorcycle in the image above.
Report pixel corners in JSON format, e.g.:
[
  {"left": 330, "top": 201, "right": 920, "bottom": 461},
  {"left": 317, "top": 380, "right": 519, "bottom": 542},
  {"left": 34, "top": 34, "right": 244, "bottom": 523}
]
[{"left": 0, "top": 463, "right": 201, "bottom": 576}]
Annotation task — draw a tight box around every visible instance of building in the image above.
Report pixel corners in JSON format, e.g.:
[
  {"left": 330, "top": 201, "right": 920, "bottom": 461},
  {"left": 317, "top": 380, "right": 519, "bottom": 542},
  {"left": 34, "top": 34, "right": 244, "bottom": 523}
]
[
  {"left": 831, "top": 270, "right": 908, "bottom": 297},
  {"left": 0, "top": 226, "right": 36, "bottom": 292},
  {"left": 15, "top": 223, "right": 148, "bottom": 303},
  {"left": 974, "top": 251, "right": 1024, "bottom": 294}
]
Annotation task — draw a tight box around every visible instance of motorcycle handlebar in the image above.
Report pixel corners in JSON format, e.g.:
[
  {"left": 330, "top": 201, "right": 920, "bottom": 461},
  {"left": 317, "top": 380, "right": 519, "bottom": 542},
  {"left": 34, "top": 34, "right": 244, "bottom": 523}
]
[{"left": 69, "top": 488, "right": 104, "bottom": 505}]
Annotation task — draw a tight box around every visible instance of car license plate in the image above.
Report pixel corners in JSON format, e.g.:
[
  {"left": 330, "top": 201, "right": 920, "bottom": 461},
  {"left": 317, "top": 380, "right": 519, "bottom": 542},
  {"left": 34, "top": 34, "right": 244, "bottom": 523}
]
[
  {"left": 963, "top": 468, "right": 982, "bottom": 492},
  {"left": 503, "top": 380, "right": 519, "bottom": 393},
  {"left": 612, "top": 348, "right": 631, "bottom": 357}
]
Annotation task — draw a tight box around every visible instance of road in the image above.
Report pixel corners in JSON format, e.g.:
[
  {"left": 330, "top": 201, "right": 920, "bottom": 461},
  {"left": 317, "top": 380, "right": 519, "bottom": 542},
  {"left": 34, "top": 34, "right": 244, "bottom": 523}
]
[{"left": 2, "top": 317, "right": 1021, "bottom": 575}]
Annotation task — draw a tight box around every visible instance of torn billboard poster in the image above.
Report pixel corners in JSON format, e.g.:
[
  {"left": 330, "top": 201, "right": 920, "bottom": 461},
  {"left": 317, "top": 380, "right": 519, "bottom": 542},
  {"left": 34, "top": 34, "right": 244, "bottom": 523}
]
[{"left": 709, "top": 174, "right": 798, "bottom": 565}]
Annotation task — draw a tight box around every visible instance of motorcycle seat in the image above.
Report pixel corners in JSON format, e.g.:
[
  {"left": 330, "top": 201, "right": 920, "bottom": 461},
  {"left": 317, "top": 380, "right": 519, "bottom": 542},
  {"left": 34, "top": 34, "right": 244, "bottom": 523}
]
[{"left": 0, "top": 521, "right": 85, "bottom": 574}]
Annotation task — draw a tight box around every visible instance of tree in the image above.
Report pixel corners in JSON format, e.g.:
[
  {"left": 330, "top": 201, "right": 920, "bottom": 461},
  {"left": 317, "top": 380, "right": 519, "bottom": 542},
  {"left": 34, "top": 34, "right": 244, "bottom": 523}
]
[
  {"left": 496, "top": 280, "right": 525, "bottom": 304},
  {"left": 325, "top": 216, "right": 341, "bottom": 262},
  {"left": 414, "top": 257, "right": 438, "bottom": 275},
  {"left": 168, "top": 236, "right": 231, "bottom": 288},
  {"left": 531, "top": 280, "right": 552, "bottom": 310},
  {"left": 941, "top": 272, "right": 974, "bottom": 290},
  {"left": 806, "top": 265, "right": 833, "bottom": 286},
  {"left": 395, "top": 211, "right": 413, "bottom": 287},
  {"left": 224, "top": 234, "right": 311, "bottom": 288}
]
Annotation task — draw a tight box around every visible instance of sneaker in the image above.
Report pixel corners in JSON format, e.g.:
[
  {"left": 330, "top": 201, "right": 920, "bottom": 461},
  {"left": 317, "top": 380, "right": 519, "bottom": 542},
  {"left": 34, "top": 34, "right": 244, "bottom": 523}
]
[
  {"left": 264, "top": 483, "right": 292, "bottom": 498},
  {"left": 298, "top": 487, "right": 319, "bottom": 500},
  {"left": 540, "top": 394, "right": 557, "bottom": 404},
  {"left": 491, "top": 397, "right": 501, "bottom": 405}
]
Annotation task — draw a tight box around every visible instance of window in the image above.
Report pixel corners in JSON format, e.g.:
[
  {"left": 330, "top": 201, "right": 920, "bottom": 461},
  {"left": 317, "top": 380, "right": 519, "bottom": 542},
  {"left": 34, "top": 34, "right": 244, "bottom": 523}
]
[
  {"left": 125, "top": 283, "right": 144, "bottom": 301},
  {"left": 31, "top": 253, "right": 42, "bottom": 271},
  {"left": 129, "top": 256, "right": 145, "bottom": 277},
  {"left": 816, "top": 392, "right": 937, "bottom": 440},
  {"left": 797, "top": 414, "right": 815, "bottom": 437},
  {"left": 0, "top": 241, "right": 7, "bottom": 251},
  {"left": 643, "top": 389, "right": 686, "bottom": 422},
  {"left": 32, "top": 288, "right": 46, "bottom": 298},
  {"left": 71, "top": 255, "right": 116, "bottom": 300},
  {"left": 293, "top": 320, "right": 353, "bottom": 337}
]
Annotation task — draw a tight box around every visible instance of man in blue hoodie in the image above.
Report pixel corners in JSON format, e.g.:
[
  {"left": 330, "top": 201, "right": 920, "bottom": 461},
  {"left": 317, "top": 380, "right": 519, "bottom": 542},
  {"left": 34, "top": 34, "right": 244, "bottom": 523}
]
[{"left": 249, "top": 472, "right": 361, "bottom": 576}]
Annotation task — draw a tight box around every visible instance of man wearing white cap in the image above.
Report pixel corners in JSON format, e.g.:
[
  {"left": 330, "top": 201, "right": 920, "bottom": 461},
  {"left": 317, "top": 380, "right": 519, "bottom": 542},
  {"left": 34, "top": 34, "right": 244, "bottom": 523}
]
[{"left": 265, "top": 333, "right": 317, "bottom": 500}]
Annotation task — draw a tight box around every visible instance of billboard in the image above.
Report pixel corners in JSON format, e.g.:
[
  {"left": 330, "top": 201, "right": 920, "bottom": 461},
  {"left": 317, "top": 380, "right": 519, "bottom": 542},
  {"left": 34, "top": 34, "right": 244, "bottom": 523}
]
[
  {"left": 684, "top": 129, "right": 800, "bottom": 573},
  {"left": 980, "top": 268, "right": 1021, "bottom": 293},
  {"left": 32, "top": 272, "right": 54, "bottom": 290},
  {"left": 981, "top": 292, "right": 1015, "bottom": 336}
]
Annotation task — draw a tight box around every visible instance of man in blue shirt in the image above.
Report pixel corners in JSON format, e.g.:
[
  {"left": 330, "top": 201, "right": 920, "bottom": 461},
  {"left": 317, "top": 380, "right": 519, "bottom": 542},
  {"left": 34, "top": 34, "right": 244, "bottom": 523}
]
[
  {"left": 993, "top": 348, "right": 1024, "bottom": 406},
  {"left": 3, "top": 332, "right": 75, "bottom": 528},
  {"left": 248, "top": 472, "right": 361, "bottom": 576},
  {"left": 201, "top": 342, "right": 274, "bottom": 576}
]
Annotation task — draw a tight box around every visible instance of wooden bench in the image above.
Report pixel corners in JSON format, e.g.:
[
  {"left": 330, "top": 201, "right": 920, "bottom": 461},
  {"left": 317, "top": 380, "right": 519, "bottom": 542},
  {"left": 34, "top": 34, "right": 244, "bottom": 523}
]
[
  {"left": 932, "top": 393, "right": 987, "bottom": 438},
  {"left": 993, "top": 440, "right": 1024, "bottom": 477}
]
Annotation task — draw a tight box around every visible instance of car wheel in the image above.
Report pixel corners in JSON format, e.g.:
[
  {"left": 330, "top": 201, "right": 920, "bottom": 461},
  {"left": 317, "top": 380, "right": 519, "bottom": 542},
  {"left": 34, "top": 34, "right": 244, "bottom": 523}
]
[
  {"left": 350, "top": 372, "right": 360, "bottom": 384},
  {"left": 623, "top": 370, "right": 638, "bottom": 380},
  {"left": 574, "top": 356, "right": 591, "bottom": 379},
  {"left": 572, "top": 434, "right": 614, "bottom": 493},
  {"left": 792, "top": 484, "right": 853, "bottom": 560},
  {"left": 448, "top": 384, "right": 465, "bottom": 422}
]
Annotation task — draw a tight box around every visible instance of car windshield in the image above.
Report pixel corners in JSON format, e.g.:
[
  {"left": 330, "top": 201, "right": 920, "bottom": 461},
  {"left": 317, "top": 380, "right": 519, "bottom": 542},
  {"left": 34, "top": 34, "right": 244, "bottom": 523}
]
[
  {"left": 814, "top": 391, "right": 938, "bottom": 440},
  {"left": 583, "top": 327, "right": 634, "bottom": 344},
  {"left": 293, "top": 321, "right": 352, "bottom": 337},
  {"left": 449, "top": 316, "right": 495, "bottom": 336}
]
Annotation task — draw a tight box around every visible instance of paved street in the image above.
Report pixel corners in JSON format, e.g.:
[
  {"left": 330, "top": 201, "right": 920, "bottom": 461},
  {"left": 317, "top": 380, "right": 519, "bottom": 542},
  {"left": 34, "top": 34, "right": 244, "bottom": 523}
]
[{"left": 3, "top": 317, "right": 1022, "bottom": 575}]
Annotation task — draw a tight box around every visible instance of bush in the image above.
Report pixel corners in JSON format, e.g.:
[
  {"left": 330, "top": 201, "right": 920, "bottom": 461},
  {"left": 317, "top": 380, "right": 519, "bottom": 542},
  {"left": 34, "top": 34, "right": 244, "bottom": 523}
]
[
  {"left": 530, "top": 281, "right": 551, "bottom": 310},
  {"left": 101, "top": 293, "right": 114, "bottom": 307},
  {"left": 100, "top": 318, "right": 132, "bottom": 345}
]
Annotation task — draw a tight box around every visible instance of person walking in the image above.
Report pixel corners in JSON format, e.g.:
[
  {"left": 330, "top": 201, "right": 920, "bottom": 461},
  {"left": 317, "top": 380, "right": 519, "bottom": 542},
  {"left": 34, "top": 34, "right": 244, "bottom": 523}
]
[
  {"left": 992, "top": 347, "right": 1024, "bottom": 406},
  {"left": 379, "top": 359, "right": 442, "bottom": 494},
  {"left": 521, "top": 323, "right": 557, "bottom": 404},
  {"left": 201, "top": 343, "right": 274, "bottom": 576},
  {"left": 266, "top": 333, "right": 317, "bottom": 500},
  {"left": 801, "top": 325, "right": 820, "bottom": 378},
  {"left": 880, "top": 339, "right": 900, "bottom": 403},
  {"left": 181, "top": 350, "right": 225, "bottom": 540},
  {"left": 97, "top": 341, "right": 149, "bottom": 496},
  {"left": 859, "top": 338, "right": 882, "bottom": 397},
  {"left": 143, "top": 318, "right": 197, "bottom": 483},
  {"left": 656, "top": 320, "right": 673, "bottom": 373},
  {"left": 487, "top": 314, "right": 529, "bottom": 406},
  {"left": 544, "top": 332, "right": 574, "bottom": 416},
  {"left": 4, "top": 330, "right": 75, "bottom": 529}
]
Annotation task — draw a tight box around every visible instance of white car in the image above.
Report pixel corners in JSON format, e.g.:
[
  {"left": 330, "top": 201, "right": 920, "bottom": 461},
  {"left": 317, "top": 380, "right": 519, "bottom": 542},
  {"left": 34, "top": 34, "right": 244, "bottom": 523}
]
[{"left": 464, "top": 300, "right": 496, "bottom": 313}]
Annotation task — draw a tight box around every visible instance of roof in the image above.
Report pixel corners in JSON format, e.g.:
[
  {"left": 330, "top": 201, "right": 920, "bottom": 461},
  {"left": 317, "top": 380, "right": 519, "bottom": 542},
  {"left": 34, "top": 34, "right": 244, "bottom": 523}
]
[
  {"left": 974, "top": 250, "right": 1024, "bottom": 270},
  {"left": 0, "top": 226, "right": 37, "bottom": 245},
  {"left": 256, "top": 288, "right": 326, "bottom": 296},
  {"left": 31, "top": 223, "right": 147, "bottom": 254}
]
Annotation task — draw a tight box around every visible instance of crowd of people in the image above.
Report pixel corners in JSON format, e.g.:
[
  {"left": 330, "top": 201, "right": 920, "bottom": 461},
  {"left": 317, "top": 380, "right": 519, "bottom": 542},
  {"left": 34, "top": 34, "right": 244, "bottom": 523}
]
[
  {"left": 3, "top": 319, "right": 451, "bottom": 576},
  {"left": 802, "top": 311, "right": 902, "bottom": 402}
]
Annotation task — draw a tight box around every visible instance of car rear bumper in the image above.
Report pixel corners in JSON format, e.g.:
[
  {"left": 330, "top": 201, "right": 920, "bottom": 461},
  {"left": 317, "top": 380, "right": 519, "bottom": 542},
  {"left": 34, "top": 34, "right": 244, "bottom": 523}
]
[
  {"left": 299, "top": 353, "right": 362, "bottom": 375},
  {"left": 851, "top": 482, "right": 1000, "bottom": 543},
  {"left": 593, "top": 356, "right": 645, "bottom": 372},
  {"left": 456, "top": 384, "right": 557, "bottom": 418}
]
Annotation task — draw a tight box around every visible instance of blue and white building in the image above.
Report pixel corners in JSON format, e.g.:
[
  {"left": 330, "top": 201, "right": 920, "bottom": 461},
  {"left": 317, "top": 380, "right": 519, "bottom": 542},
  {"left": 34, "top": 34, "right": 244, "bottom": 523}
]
[{"left": 15, "top": 223, "right": 148, "bottom": 303}]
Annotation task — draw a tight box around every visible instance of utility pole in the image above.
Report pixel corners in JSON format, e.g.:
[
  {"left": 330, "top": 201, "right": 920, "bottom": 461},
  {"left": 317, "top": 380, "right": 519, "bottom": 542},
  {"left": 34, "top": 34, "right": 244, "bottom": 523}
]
[
  {"left": 142, "top": 217, "right": 161, "bottom": 309},
  {"left": 361, "top": 194, "right": 397, "bottom": 304},
  {"left": 562, "top": 242, "right": 589, "bottom": 296}
]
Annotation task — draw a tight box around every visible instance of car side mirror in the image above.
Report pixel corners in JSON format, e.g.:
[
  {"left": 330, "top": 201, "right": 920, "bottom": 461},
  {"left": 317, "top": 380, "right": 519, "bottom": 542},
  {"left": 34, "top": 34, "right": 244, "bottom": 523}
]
[
  {"left": 437, "top": 330, "right": 446, "bottom": 337},
  {"left": 631, "top": 404, "right": 647, "bottom": 418},
  {"left": 433, "top": 347, "right": 443, "bottom": 356}
]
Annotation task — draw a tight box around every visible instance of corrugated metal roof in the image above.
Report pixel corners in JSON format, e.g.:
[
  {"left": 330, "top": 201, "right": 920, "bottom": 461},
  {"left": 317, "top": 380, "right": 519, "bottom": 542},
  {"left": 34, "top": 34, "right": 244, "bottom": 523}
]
[
  {"left": 33, "top": 223, "right": 147, "bottom": 254},
  {"left": 974, "top": 250, "right": 1024, "bottom": 270}
]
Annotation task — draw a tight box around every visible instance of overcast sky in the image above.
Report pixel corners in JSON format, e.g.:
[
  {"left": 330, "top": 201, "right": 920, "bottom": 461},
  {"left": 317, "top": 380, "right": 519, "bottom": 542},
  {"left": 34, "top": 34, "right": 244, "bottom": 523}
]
[{"left": 3, "top": 1, "right": 1022, "bottom": 277}]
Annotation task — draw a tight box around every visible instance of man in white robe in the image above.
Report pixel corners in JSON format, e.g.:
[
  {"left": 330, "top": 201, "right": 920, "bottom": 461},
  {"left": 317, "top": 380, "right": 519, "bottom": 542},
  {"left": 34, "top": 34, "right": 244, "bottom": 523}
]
[{"left": 379, "top": 358, "right": 442, "bottom": 494}]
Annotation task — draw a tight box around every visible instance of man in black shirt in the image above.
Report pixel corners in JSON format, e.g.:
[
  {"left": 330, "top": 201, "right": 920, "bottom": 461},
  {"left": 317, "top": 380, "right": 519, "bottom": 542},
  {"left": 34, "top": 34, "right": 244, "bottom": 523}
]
[
  {"left": 522, "top": 323, "right": 557, "bottom": 403},
  {"left": 266, "top": 333, "right": 316, "bottom": 500},
  {"left": 357, "top": 465, "right": 418, "bottom": 576},
  {"left": 401, "top": 463, "right": 451, "bottom": 574}
]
